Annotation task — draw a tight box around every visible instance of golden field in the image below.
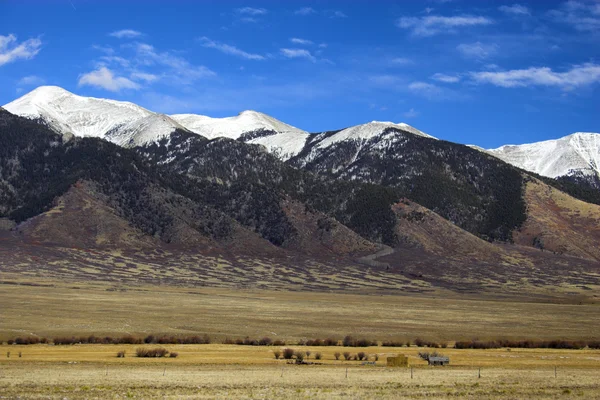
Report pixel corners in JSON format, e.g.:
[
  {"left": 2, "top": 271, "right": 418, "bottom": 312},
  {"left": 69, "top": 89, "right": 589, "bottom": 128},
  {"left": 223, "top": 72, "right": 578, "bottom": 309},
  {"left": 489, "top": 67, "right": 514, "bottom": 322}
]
[
  {"left": 1, "top": 276, "right": 599, "bottom": 398},
  {"left": 1, "top": 345, "right": 599, "bottom": 399},
  {"left": 1, "top": 280, "right": 599, "bottom": 343}
]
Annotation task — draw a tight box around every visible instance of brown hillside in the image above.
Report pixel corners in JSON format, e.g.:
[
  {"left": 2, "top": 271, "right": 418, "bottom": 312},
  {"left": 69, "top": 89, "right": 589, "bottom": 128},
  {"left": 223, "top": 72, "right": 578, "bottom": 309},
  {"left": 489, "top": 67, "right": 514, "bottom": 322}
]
[{"left": 515, "top": 178, "right": 600, "bottom": 262}]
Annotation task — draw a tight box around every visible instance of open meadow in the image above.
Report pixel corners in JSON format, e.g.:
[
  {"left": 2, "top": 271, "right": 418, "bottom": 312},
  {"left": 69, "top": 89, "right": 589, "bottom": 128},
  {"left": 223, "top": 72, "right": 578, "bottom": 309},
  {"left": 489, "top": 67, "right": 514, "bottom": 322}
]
[
  {"left": 1, "top": 278, "right": 599, "bottom": 398},
  {"left": 1, "top": 345, "right": 600, "bottom": 399}
]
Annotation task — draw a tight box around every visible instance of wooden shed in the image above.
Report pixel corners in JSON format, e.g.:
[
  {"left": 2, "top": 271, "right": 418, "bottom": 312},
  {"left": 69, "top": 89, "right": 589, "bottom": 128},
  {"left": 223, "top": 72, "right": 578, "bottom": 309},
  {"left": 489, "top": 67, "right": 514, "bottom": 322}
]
[
  {"left": 428, "top": 356, "right": 450, "bottom": 366},
  {"left": 386, "top": 355, "right": 409, "bottom": 367}
]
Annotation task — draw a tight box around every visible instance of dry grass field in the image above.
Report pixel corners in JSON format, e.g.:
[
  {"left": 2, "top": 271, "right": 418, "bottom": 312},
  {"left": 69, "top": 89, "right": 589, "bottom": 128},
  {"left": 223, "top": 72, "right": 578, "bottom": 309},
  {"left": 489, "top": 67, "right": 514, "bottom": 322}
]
[
  {"left": 1, "top": 264, "right": 599, "bottom": 398},
  {"left": 1, "top": 279, "right": 599, "bottom": 342},
  {"left": 1, "top": 345, "right": 599, "bottom": 399}
]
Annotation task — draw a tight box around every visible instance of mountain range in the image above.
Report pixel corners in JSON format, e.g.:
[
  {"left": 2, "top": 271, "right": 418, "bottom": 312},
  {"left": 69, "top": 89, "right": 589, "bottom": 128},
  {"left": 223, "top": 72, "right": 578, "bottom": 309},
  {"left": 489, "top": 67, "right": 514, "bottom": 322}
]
[{"left": 1, "top": 86, "right": 599, "bottom": 297}]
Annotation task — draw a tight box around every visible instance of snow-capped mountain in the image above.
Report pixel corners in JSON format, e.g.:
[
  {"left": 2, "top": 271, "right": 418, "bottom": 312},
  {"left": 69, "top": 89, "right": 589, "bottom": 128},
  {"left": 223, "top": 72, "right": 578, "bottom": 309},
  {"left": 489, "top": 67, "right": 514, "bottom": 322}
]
[
  {"left": 293, "top": 121, "right": 436, "bottom": 168},
  {"left": 171, "top": 111, "right": 309, "bottom": 160},
  {"left": 486, "top": 132, "right": 600, "bottom": 179},
  {"left": 3, "top": 86, "right": 186, "bottom": 147}
]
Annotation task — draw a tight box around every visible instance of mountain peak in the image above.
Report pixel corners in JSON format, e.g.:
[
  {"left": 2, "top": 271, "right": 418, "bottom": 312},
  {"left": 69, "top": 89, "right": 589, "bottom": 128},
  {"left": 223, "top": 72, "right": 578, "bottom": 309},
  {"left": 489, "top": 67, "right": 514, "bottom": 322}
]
[{"left": 487, "top": 132, "right": 600, "bottom": 179}]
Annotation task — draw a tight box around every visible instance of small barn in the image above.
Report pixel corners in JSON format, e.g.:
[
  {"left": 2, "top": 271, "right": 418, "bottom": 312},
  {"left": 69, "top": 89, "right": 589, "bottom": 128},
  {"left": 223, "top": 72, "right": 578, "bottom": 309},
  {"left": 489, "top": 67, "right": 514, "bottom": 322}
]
[
  {"left": 386, "top": 355, "right": 409, "bottom": 367},
  {"left": 428, "top": 356, "right": 450, "bottom": 366}
]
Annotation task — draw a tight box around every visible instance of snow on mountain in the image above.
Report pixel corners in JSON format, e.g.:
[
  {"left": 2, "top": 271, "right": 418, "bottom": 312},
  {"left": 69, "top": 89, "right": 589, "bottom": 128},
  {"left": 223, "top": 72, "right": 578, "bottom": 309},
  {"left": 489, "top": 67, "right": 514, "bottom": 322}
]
[
  {"left": 171, "top": 111, "right": 309, "bottom": 160},
  {"left": 3, "top": 86, "right": 185, "bottom": 147},
  {"left": 486, "top": 132, "right": 600, "bottom": 179},
  {"left": 296, "top": 121, "right": 436, "bottom": 167}
]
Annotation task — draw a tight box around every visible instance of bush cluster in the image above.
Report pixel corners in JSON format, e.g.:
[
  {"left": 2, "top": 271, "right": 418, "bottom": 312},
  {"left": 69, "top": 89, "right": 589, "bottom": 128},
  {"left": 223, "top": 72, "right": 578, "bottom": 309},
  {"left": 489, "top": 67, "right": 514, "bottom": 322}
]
[
  {"left": 136, "top": 347, "right": 170, "bottom": 358},
  {"left": 454, "top": 339, "right": 592, "bottom": 350},
  {"left": 7, "top": 337, "right": 48, "bottom": 345},
  {"left": 144, "top": 334, "right": 210, "bottom": 345},
  {"left": 223, "top": 337, "right": 285, "bottom": 346},
  {"left": 298, "top": 338, "right": 339, "bottom": 346},
  {"left": 342, "top": 336, "right": 377, "bottom": 347}
]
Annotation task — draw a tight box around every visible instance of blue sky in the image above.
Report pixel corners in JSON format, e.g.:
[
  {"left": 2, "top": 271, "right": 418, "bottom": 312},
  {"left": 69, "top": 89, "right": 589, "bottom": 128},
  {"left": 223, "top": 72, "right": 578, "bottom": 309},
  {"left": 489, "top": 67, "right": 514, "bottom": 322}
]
[{"left": 1, "top": 0, "right": 599, "bottom": 148}]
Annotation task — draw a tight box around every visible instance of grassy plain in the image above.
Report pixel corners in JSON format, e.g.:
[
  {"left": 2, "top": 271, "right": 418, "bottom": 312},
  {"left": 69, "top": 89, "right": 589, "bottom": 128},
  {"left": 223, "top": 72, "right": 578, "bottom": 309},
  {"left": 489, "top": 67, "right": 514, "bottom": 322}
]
[
  {"left": 1, "top": 345, "right": 599, "bottom": 399},
  {"left": 1, "top": 279, "right": 599, "bottom": 342}
]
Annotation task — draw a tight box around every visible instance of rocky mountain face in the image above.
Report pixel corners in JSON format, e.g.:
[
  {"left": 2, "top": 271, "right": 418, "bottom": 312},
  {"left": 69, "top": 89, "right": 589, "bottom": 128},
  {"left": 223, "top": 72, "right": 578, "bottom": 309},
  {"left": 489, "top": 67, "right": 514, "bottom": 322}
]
[{"left": 2, "top": 86, "right": 600, "bottom": 296}]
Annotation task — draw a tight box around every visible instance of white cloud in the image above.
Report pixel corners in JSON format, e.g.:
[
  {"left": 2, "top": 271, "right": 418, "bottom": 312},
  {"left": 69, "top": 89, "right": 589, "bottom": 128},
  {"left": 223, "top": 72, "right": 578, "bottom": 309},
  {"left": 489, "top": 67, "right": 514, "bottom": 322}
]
[
  {"left": 295, "top": 7, "right": 316, "bottom": 15},
  {"left": 456, "top": 42, "right": 498, "bottom": 59},
  {"left": 396, "top": 15, "right": 493, "bottom": 36},
  {"left": 318, "top": 43, "right": 328, "bottom": 48},
  {"left": 130, "top": 71, "right": 158, "bottom": 82},
  {"left": 403, "top": 108, "right": 419, "bottom": 118},
  {"left": 431, "top": 73, "right": 461, "bottom": 83},
  {"left": 408, "top": 81, "right": 463, "bottom": 100},
  {"left": 18, "top": 75, "right": 45, "bottom": 86},
  {"left": 235, "top": 7, "right": 267, "bottom": 15},
  {"left": 280, "top": 48, "right": 316, "bottom": 62},
  {"left": 78, "top": 66, "right": 140, "bottom": 92},
  {"left": 498, "top": 4, "right": 531, "bottom": 15},
  {"left": 0, "top": 34, "right": 42, "bottom": 66},
  {"left": 133, "top": 42, "right": 216, "bottom": 84},
  {"left": 330, "top": 10, "right": 348, "bottom": 18},
  {"left": 391, "top": 57, "right": 414, "bottom": 66},
  {"left": 99, "top": 55, "right": 130, "bottom": 68},
  {"left": 470, "top": 63, "right": 600, "bottom": 89},
  {"left": 109, "top": 29, "right": 142, "bottom": 39},
  {"left": 547, "top": 1, "right": 600, "bottom": 32},
  {"left": 290, "top": 38, "right": 314, "bottom": 45},
  {"left": 198, "top": 37, "right": 265, "bottom": 60}
]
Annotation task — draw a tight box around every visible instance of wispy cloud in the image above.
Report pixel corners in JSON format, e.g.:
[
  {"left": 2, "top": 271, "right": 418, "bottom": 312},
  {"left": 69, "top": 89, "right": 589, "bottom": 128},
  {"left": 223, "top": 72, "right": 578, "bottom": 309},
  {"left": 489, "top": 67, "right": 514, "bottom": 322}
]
[
  {"left": 408, "top": 81, "right": 464, "bottom": 100},
  {"left": 130, "top": 71, "right": 158, "bottom": 83},
  {"left": 198, "top": 37, "right": 265, "bottom": 60},
  {"left": 329, "top": 10, "right": 348, "bottom": 18},
  {"left": 78, "top": 66, "right": 140, "bottom": 92},
  {"left": 470, "top": 63, "right": 600, "bottom": 89},
  {"left": 0, "top": 34, "right": 42, "bottom": 66},
  {"left": 18, "top": 75, "right": 45, "bottom": 86},
  {"left": 431, "top": 73, "right": 461, "bottom": 83},
  {"left": 290, "top": 38, "right": 314, "bottom": 45},
  {"left": 456, "top": 42, "right": 498, "bottom": 59},
  {"left": 133, "top": 42, "right": 216, "bottom": 84},
  {"left": 403, "top": 108, "right": 419, "bottom": 118},
  {"left": 108, "top": 29, "right": 142, "bottom": 39},
  {"left": 498, "top": 4, "right": 531, "bottom": 16},
  {"left": 390, "top": 57, "right": 414, "bottom": 66},
  {"left": 280, "top": 48, "right": 316, "bottom": 62},
  {"left": 235, "top": 7, "right": 267, "bottom": 15},
  {"left": 547, "top": 1, "right": 600, "bottom": 32},
  {"left": 295, "top": 7, "right": 316, "bottom": 16},
  {"left": 396, "top": 15, "right": 493, "bottom": 36}
]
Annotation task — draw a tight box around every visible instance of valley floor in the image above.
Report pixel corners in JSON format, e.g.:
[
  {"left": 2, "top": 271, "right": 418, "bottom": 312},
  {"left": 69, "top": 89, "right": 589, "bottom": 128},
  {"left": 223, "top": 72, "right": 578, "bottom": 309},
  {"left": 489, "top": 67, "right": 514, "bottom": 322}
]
[{"left": 0, "top": 346, "right": 599, "bottom": 399}]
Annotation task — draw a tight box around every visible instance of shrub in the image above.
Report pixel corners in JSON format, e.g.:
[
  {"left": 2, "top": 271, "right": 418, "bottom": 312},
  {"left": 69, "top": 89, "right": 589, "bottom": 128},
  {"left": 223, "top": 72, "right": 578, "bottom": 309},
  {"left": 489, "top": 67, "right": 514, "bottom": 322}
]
[
  {"left": 144, "top": 335, "right": 156, "bottom": 344},
  {"left": 343, "top": 336, "right": 354, "bottom": 347},
  {"left": 273, "top": 339, "right": 286, "bottom": 346},
  {"left": 136, "top": 347, "right": 169, "bottom": 358},
  {"left": 334, "top": 352, "right": 341, "bottom": 360},
  {"left": 315, "top": 352, "right": 322, "bottom": 360},
  {"left": 273, "top": 350, "right": 281, "bottom": 359},
  {"left": 7, "top": 340, "right": 14, "bottom": 345},
  {"left": 117, "top": 350, "right": 126, "bottom": 358},
  {"left": 357, "top": 352, "right": 366, "bottom": 361},
  {"left": 343, "top": 352, "right": 351, "bottom": 361},
  {"left": 324, "top": 338, "right": 339, "bottom": 346},
  {"left": 283, "top": 348, "right": 295, "bottom": 360},
  {"left": 169, "top": 352, "right": 179, "bottom": 358},
  {"left": 374, "top": 354, "right": 379, "bottom": 361},
  {"left": 305, "top": 350, "right": 311, "bottom": 359},
  {"left": 294, "top": 351, "right": 305, "bottom": 362},
  {"left": 259, "top": 337, "right": 272, "bottom": 346}
]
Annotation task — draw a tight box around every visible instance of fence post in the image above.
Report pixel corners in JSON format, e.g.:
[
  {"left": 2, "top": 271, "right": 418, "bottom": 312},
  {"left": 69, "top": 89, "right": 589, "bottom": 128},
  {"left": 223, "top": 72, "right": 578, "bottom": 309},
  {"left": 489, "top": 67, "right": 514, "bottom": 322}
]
[
  {"left": 555, "top": 367, "right": 557, "bottom": 379},
  {"left": 411, "top": 367, "right": 413, "bottom": 379},
  {"left": 478, "top": 367, "right": 481, "bottom": 379},
  {"left": 346, "top": 367, "right": 348, "bottom": 379}
]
